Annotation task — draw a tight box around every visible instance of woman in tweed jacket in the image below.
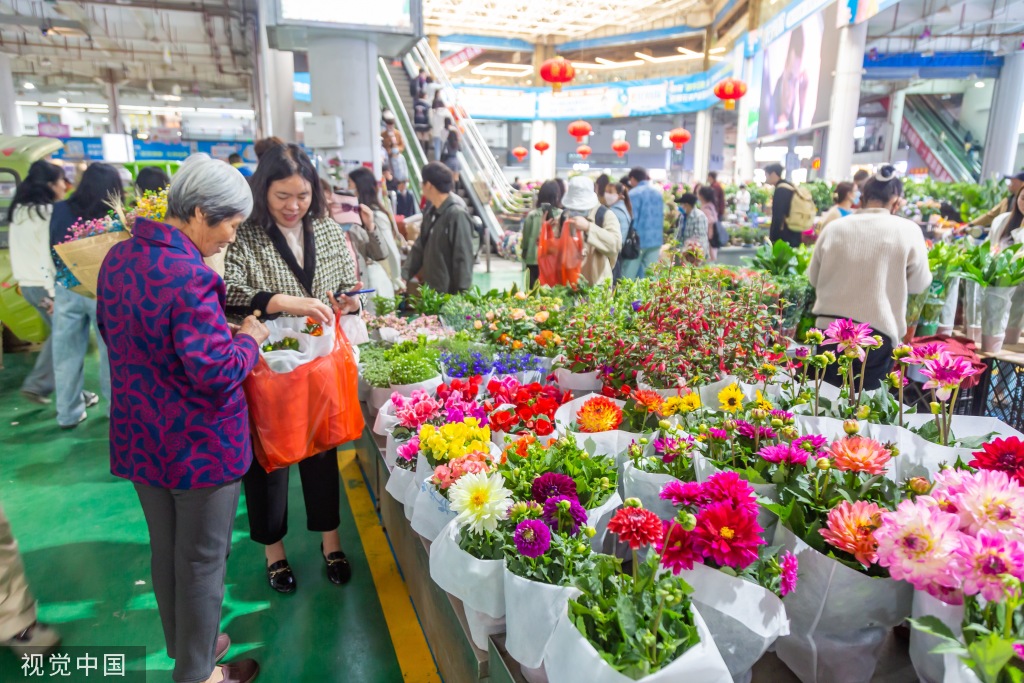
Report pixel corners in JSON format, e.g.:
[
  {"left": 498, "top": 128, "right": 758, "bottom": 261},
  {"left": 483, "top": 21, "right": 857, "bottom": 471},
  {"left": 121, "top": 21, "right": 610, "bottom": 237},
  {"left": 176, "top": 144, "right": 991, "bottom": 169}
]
[{"left": 224, "top": 144, "right": 360, "bottom": 594}]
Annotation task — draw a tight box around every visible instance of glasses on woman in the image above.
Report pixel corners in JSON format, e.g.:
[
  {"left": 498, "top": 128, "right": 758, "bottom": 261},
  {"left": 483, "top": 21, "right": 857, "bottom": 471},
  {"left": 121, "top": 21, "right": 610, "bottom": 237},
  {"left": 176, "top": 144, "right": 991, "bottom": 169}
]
[{"left": 329, "top": 203, "right": 359, "bottom": 214}]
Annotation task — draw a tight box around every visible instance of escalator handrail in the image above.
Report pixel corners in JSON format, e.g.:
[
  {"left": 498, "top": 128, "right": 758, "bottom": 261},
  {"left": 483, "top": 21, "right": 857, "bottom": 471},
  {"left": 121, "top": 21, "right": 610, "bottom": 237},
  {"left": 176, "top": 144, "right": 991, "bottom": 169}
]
[
  {"left": 377, "top": 59, "right": 426, "bottom": 198},
  {"left": 912, "top": 96, "right": 981, "bottom": 179},
  {"left": 904, "top": 102, "right": 976, "bottom": 183}
]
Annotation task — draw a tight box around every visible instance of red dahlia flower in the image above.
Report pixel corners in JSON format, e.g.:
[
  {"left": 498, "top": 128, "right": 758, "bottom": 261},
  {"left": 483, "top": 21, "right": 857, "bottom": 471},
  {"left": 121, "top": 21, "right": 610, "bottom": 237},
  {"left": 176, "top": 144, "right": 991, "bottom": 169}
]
[
  {"left": 607, "top": 507, "right": 664, "bottom": 549},
  {"left": 971, "top": 437, "right": 1024, "bottom": 485}
]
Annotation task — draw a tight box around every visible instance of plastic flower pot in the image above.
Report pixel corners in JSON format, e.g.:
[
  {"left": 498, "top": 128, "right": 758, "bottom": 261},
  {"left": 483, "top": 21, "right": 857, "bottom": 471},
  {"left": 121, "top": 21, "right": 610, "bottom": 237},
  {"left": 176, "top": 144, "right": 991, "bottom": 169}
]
[
  {"left": 937, "top": 275, "right": 960, "bottom": 336},
  {"left": 503, "top": 568, "right": 580, "bottom": 671},
  {"left": 981, "top": 285, "right": 1014, "bottom": 353},
  {"left": 905, "top": 292, "right": 928, "bottom": 329},
  {"left": 963, "top": 280, "right": 983, "bottom": 344},
  {"left": 1005, "top": 284, "right": 1024, "bottom": 345},
  {"left": 908, "top": 590, "right": 963, "bottom": 683}
]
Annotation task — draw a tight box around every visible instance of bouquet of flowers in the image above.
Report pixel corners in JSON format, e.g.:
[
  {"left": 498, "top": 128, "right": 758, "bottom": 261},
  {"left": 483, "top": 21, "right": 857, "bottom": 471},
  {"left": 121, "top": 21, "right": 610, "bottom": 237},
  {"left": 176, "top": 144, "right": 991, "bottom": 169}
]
[
  {"left": 469, "top": 289, "right": 565, "bottom": 356},
  {"left": 484, "top": 376, "right": 569, "bottom": 439},
  {"left": 417, "top": 417, "right": 492, "bottom": 468}
]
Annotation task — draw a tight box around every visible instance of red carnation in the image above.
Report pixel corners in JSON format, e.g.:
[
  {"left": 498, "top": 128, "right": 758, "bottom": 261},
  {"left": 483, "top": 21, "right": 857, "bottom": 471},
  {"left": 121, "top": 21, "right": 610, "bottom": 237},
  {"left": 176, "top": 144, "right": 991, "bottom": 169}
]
[
  {"left": 607, "top": 507, "right": 664, "bottom": 549},
  {"left": 535, "top": 417, "right": 555, "bottom": 437},
  {"left": 970, "top": 437, "right": 1024, "bottom": 485}
]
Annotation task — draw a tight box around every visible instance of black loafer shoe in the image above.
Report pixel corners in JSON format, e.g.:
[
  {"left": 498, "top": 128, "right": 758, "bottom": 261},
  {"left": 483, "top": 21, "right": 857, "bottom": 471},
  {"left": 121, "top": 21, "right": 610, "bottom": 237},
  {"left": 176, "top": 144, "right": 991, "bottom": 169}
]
[
  {"left": 266, "top": 560, "right": 296, "bottom": 594},
  {"left": 321, "top": 544, "right": 352, "bottom": 585}
]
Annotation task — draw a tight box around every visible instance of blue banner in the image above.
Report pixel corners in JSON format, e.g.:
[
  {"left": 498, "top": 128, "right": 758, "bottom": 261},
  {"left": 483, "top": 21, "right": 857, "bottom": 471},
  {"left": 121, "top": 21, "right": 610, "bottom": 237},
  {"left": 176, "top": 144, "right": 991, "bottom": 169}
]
[{"left": 52, "top": 138, "right": 255, "bottom": 162}]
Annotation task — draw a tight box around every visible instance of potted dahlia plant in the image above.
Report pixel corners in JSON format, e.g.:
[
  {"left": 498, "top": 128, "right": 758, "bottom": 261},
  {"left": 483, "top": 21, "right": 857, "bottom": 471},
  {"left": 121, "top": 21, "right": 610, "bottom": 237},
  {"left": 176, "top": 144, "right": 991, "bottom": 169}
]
[{"left": 555, "top": 391, "right": 663, "bottom": 458}]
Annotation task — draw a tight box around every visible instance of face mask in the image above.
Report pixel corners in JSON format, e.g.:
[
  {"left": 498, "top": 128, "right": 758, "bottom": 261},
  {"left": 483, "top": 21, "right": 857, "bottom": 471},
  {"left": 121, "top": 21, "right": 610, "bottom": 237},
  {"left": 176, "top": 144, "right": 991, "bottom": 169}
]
[
  {"left": 604, "top": 193, "right": 619, "bottom": 205},
  {"left": 852, "top": 190, "right": 861, "bottom": 204}
]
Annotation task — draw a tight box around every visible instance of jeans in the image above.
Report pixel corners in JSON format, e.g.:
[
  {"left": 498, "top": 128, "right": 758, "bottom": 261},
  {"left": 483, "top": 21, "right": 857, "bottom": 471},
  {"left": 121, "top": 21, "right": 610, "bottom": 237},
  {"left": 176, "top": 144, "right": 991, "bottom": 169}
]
[
  {"left": 18, "top": 286, "right": 55, "bottom": 397},
  {"left": 52, "top": 286, "right": 110, "bottom": 426},
  {"left": 619, "top": 246, "right": 662, "bottom": 279},
  {"left": 432, "top": 137, "right": 443, "bottom": 161}
]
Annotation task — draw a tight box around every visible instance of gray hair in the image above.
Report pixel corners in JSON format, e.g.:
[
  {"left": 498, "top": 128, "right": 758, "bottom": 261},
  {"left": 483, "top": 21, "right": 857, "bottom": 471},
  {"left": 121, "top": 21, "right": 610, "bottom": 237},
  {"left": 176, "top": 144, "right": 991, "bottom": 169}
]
[{"left": 165, "top": 153, "right": 253, "bottom": 224}]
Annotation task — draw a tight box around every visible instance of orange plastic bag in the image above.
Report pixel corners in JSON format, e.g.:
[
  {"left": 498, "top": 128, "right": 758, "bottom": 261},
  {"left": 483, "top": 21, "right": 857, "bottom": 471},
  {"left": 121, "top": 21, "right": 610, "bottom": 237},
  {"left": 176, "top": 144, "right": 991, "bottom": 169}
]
[
  {"left": 537, "top": 215, "right": 584, "bottom": 286},
  {"left": 243, "top": 318, "right": 365, "bottom": 473}
]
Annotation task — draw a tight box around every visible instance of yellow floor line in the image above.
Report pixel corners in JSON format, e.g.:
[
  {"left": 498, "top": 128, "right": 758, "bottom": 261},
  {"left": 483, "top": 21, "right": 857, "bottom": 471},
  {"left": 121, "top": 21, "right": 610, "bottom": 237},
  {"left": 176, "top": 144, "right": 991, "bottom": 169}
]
[{"left": 338, "top": 449, "right": 442, "bottom": 683}]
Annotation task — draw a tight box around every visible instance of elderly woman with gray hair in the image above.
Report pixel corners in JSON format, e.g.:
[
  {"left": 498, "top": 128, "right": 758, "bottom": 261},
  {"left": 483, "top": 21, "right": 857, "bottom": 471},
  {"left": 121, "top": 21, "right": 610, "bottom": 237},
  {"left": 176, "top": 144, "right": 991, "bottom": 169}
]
[{"left": 97, "top": 154, "right": 268, "bottom": 683}]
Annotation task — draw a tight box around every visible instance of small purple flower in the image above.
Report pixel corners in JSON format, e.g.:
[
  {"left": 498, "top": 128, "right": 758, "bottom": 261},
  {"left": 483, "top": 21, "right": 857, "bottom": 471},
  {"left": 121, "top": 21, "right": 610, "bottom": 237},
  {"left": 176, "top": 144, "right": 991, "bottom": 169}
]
[
  {"left": 542, "top": 495, "right": 588, "bottom": 535},
  {"left": 707, "top": 428, "right": 729, "bottom": 441},
  {"left": 631, "top": 300, "right": 642, "bottom": 312},
  {"left": 780, "top": 551, "right": 799, "bottom": 596},
  {"left": 514, "top": 519, "right": 552, "bottom": 558},
  {"left": 770, "top": 409, "right": 794, "bottom": 423},
  {"left": 794, "top": 347, "right": 810, "bottom": 359},
  {"left": 793, "top": 434, "right": 829, "bottom": 459},
  {"left": 532, "top": 472, "right": 578, "bottom": 504},
  {"left": 734, "top": 420, "right": 777, "bottom": 441}
]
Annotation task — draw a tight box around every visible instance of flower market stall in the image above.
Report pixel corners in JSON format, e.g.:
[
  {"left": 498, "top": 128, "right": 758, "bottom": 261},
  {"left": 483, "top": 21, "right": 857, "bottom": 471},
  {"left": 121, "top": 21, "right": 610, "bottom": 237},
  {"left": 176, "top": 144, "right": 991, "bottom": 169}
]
[{"left": 350, "top": 253, "right": 1024, "bottom": 683}]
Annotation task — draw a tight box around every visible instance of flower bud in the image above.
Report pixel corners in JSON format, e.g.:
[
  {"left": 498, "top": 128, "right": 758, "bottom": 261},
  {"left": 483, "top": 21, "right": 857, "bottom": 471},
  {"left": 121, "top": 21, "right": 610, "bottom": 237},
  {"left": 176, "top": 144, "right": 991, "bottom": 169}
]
[
  {"left": 771, "top": 418, "right": 784, "bottom": 429},
  {"left": 843, "top": 419, "right": 860, "bottom": 435},
  {"left": 659, "top": 419, "right": 672, "bottom": 431},
  {"left": 576, "top": 543, "right": 589, "bottom": 554},
  {"left": 639, "top": 437, "right": 649, "bottom": 446},
  {"left": 888, "top": 444, "right": 900, "bottom": 457},
  {"left": 804, "top": 328, "right": 824, "bottom": 345},
  {"left": 751, "top": 409, "right": 768, "bottom": 422},
  {"left": 930, "top": 401, "right": 941, "bottom": 415},
  {"left": 886, "top": 372, "right": 903, "bottom": 389},
  {"left": 892, "top": 344, "right": 913, "bottom": 360},
  {"left": 781, "top": 426, "right": 799, "bottom": 441},
  {"left": 679, "top": 511, "right": 697, "bottom": 531},
  {"left": 723, "top": 420, "right": 737, "bottom": 432},
  {"left": 795, "top": 347, "right": 810, "bottom": 359},
  {"left": 558, "top": 498, "right": 571, "bottom": 511},
  {"left": 584, "top": 525, "right": 597, "bottom": 538},
  {"left": 600, "top": 477, "right": 611, "bottom": 489},
  {"left": 856, "top": 404, "right": 871, "bottom": 420},
  {"left": 624, "top": 497, "right": 642, "bottom": 509},
  {"left": 697, "top": 424, "right": 709, "bottom": 435},
  {"left": 908, "top": 477, "right": 931, "bottom": 494},
  {"left": 822, "top": 351, "right": 837, "bottom": 364},
  {"left": 816, "top": 457, "right": 832, "bottom": 471}
]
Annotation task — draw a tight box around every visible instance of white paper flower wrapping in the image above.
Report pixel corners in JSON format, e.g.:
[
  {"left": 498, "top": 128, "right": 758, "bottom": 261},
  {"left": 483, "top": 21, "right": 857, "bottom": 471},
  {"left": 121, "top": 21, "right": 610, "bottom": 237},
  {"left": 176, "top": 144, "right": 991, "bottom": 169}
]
[{"left": 503, "top": 568, "right": 581, "bottom": 670}]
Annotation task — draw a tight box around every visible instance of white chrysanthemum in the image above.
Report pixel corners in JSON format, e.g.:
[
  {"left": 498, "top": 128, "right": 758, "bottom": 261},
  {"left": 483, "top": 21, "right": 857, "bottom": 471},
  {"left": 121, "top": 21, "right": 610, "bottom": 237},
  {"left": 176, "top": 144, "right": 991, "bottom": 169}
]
[{"left": 449, "top": 471, "right": 512, "bottom": 534}]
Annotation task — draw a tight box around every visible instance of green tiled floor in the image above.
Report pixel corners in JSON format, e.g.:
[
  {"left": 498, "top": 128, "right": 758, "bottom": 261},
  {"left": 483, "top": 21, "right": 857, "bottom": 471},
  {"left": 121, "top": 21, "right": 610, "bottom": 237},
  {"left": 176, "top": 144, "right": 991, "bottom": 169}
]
[{"left": 0, "top": 351, "right": 404, "bottom": 682}]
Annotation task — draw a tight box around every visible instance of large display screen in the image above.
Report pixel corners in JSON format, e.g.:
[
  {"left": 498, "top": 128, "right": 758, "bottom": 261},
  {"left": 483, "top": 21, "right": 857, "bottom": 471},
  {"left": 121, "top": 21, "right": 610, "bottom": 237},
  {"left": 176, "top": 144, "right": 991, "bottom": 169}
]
[
  {"left": 756, "top": 2, "right": 839, "bottom": 138},
  {"left": 278, "top": 0, "right": 414, "bottom": 32}
]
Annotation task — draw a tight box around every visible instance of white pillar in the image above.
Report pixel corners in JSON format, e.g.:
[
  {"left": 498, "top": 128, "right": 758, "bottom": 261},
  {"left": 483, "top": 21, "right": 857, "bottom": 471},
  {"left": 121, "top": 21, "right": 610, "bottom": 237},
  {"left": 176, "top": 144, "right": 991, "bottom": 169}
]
[
  {"left": 104, "top": 79, "right": 125, "bottom": 134},
  {"left": 256, "top": 0, "right": 295, "bottom": 142},
  {"left": 883, "top": 89, "right": 906, "bottom": 160},
  {"left": 693, "top": 109, "right": 713, "bottom": 183},
  {"left": 309, "top": 35, "right": 380, "bottom": 173},
  {"left": 529, "top": 120, "right": 556, "bottom": 180},
  {"left": 733, "top": 49, "right": 755, "bottom": 182},
  {"left": 823, "top": 21, "right": 867, "bottom": 182},
  {"left": 981, "top": 51, "right": 1024, "bottom": 180},
  {"left": 0, "top": 54, "right": 20, "bottom": 136}
]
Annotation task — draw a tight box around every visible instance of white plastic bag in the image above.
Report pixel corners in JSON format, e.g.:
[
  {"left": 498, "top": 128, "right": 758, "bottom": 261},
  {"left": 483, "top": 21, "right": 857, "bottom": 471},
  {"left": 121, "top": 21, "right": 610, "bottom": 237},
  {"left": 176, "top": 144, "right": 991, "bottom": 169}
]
[
  {"left": 621, "top": 462, "right": 680, "bottom": 521},
  {"left": 555, "top": 394, "right": 645, "bottom": 459},
  {"left": 260, "top": 316, "right": 335, "bottom": 373},
  {"left": 385, "top": 466, "right": 417, "bottom": 507},
  {"left": 409, "top": 480, "right": 457, "bottom": 542},
  {"left": 587, "top": 491, "right": 622, "bottom": 552},
  {"left": 938, "top": 276, "right": 961, "bottom": 335},
  {"left": 372, "top": 398, "right": 400, "bottom": 437},
  {"left": 964, "top": 280, "right": 983, "bottom": 344},
  {"left": 544, "top": 600, "right": 732, "bottom": 683},
  {"left": 981, "top": 285, "right": 1014, "bottom": 352},
  {"left": 428, "top": 520, "right": 506, "bottom": 650},
  {"left": 910, "top": 590, "right": 964, "bottom": 683},
  {"left": 773, "top": 525, "right": 913, "bottom": 683},
  {"left": 554, "top": 355, "right": 604, "bottom": 394},
  {"left": 898, "top": 414, "right": 1022, "bottom": 479},
  {"left": 942, "top": 654, "right": 982, "bottom": 683},
  {"left": 682, "top": 563, "right": 789, "bottom": 682},
  {"left": 504, "top": 568, "right": 580, "bottom": 670}
]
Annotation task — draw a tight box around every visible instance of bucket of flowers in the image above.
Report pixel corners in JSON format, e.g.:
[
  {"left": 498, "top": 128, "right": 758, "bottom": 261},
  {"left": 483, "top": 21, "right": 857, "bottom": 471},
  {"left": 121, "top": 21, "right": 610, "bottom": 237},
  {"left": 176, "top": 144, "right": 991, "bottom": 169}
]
[
  {"left": 381, "top": 390, "right": 445, "bottom": 516},
  {"left": 766, "top": 425, "right": 914, "bottom": 683},
  {"left": 543, "top": 499, "right": 734, "bottom": 683},
  {"left": 428, "top": 471, "right": 514, "bottom": 650},
  {"left": 556, "top": 390, "right": 665, "bottom": 459},
  {"left": 484, "top": 376, "right": 569, "bottom": 446},
  {"left": 621, "top": 429, "right": 705, "bottom": 522}
]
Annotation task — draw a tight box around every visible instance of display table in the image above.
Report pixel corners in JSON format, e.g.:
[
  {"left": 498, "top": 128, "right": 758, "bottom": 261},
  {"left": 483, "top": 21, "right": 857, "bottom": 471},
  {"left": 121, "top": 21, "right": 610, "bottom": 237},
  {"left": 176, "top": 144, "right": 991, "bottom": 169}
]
[{"left": 716, "top": 246, "right": 757, "bottom": 266}]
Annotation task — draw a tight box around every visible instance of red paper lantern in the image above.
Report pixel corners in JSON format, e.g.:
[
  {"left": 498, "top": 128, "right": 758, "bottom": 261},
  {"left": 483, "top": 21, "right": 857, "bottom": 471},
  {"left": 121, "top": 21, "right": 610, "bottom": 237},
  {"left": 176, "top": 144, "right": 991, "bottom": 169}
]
[
  {"left": 568, "top": 120, "right": 593, "bottom": 143},
  {"left": 713, "top": 77, "right": 748, "bottom": 110},
  {"left": 512, "top": 146, "right": 528, "bottom": 162},
  {"left": 611, "top": 140, "right": 630, "bottom": 158},
  {"left": 534, "top": 140, "right": 550, "bottom": 155},
  {"left": 539, "top": 56, "right": 575, "bottom": 92},
  {"left": 668, "top": 128, "right": 691, "bottom": 151},
  {"left": 576, "top": 144, "right": 592, "bottom": 160}
]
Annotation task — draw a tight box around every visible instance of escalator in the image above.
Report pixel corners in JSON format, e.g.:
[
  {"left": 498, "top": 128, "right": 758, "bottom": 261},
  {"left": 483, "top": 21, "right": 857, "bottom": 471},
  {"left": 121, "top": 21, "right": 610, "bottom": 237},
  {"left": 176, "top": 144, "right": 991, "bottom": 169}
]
[
  {"left": 903, "top": 95, "right": 981, "bottom": 183},
  {"left": 377, "top": 39, "right": 530, "bottom": 247}
]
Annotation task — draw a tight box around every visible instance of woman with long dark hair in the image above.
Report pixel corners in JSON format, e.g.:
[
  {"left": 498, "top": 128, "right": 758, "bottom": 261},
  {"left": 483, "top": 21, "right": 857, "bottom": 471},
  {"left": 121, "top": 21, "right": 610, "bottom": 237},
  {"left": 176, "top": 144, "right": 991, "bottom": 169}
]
[
  {"left": 8, "top": 161, "right": 68, "bottom": 405},
  {"left": 987, "top": 189, "right": 1024, "bottom": 252},
  {"left": 604, "top": 182, "right": 633, "bottom": 282},
  {"left": 348, "top": 166, "right": 404, "bottom": 296},
  {"left": 49, "top": 162, "right": 121, "bottom": 428},
  {"left": 224, "top": 143, "right": 361, "bottom": 594},
  {"left": 520, "top": 180, "right": 563, "bottom": 287}
]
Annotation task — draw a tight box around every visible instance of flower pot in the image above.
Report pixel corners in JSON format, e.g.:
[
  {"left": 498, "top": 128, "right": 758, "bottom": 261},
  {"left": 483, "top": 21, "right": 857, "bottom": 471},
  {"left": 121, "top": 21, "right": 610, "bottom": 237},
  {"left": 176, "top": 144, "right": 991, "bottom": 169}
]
[
  {"left": 428, "top": 520, "right": 506, "bottom": 650},
  {"left": 981, "top": 285, "right": 1014, "bottom": 352},
  {"left": 773, "top": 525, "right": 913, "bottom": 683},
  {"left": 937, "top": 276, "right": 960, "bottom": 336},
  {"left": 544, "top": 601, "right": 732, "bottom": 683},
  {"left": 963, "top": 280, "right": 983, "bottom": 344},
  {"left": 682, "top": 563, "right": 790, "bottom": 682},
  {"left": 621, "top": 462, "right": 681, "bottom": 521},
  {"left": 909, "top": 590, "right": 963, "bottom": 683},
  {"left": 1005, "top": 284, "right": 1024, "bottom": 345},
  {"left": 503, "top": 568, "right": 580, "bottom": 670},
  {"left": 554, "top": 394, "right": 643, "bottom": 459},
  {"left": 368, "top": 374, "right": 443, "bottom": 413},
  {"left": 409, "top": 481, "right": 457, "bottom": 542}
]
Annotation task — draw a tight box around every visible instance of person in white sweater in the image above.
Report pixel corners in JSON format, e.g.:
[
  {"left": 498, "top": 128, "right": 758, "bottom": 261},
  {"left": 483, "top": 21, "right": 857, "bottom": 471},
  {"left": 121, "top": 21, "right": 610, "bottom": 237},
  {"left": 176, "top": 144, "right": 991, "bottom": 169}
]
[
  {"left": 807, "top": 164, "right": 932, "bottom": 390},
  {"left": 7, "top": 160, "right": 68, "bottom": 404}
]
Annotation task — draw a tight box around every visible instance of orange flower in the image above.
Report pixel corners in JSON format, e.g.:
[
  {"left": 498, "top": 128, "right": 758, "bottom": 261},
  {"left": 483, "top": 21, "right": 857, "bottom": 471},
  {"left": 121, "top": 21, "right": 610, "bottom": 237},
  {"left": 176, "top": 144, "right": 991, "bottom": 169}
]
[
  {"left": 829, "top": 436, "right": 891, "bottom": 475},
  {"left": 819, "top": 500, "right": 883, "bottom": 567},
  {"left": 632, "top": 389, "right": 665, "bottom": 415},
  {"left": 503, "top": 434, "right": 537, "bottom": 463},
  {"left": 499, "top": 333, "right": 510, "bottom": 345},
  {"left": 576, "top": 396, "right": 623, "bottom": 433},
  {"left": 535, "top": 334, "right": 548, "bottom": 347},
  {"left": 534, "top": 310, "right": 550, "bottom": 323},
  {"left": 512, "top": 340, "right": 524, "bottom": 350}
]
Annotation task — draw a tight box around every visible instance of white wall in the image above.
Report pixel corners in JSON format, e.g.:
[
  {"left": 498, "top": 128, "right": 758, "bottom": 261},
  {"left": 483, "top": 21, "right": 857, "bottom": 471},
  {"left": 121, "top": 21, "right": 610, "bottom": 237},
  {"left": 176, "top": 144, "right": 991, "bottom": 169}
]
[{"left": 960, "top": 80, "right": 994, "bottom": 143}]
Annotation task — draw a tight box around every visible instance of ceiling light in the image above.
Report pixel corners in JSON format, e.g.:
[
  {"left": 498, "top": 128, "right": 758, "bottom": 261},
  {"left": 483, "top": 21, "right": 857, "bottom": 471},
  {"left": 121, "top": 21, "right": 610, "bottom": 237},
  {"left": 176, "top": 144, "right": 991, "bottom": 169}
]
[
  {"left": 571, "top": 58, "right": 644, "bottom": 70},
  {"left": 58, "top": 97, "right": 67, "bottom": 104},
  {"left": 16, "top": 100, "right": 39, "bottom": 106},
  {"left": 708, "top": 47, "right": 727, "bottom": 54},
  {"left": 448, "top": 61, "right": 470, "bottom": 73},
  {"left": 40, "top": 57, "right": 52, "bottom": 67},
  {"left": 638, "top": 51, "right": 700, "bottom": 64},
  {"left": 23, "top": 82, "right": 35, "bottom": 90},
  {"left": 470, "top": 62, "right": 534, "bottom": 77},
  {"left": 102, "top": 117, "right": 109, "bottom": 122},
  {"left": 975, "top": 81, "right": 985, "bottom": 88}
]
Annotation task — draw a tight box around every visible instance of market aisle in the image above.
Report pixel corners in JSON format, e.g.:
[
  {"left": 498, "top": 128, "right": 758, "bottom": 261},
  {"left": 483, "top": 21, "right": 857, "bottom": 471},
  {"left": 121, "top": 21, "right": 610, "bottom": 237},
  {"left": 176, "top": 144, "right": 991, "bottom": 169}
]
[{"left": 0, "top": 352, "right": 438, "bottom": 682}]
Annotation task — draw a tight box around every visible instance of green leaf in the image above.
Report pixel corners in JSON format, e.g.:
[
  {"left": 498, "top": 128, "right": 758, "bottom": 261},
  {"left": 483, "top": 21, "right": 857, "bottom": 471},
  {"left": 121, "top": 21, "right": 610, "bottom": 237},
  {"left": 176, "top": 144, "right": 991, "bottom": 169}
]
[{"left": 966, "top": 633, "right": 1018, "bottom": 683}]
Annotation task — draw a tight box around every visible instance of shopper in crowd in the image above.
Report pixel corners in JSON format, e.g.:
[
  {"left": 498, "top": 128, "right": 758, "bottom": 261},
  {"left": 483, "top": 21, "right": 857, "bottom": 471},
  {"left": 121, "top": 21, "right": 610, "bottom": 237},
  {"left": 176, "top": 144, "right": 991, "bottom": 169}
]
[
  {"left": 676, "top": 192, "right": 710, "bottom": 261},
  {"left": 512, "top": 177, "right": 522, "bottom": 191},
  {"left": 253, "top": 136, "right": 285, "bottom": 163},
  {"left": 385, "top": 130, "right": 410, "bottom": 186},
  {"left": 410, "top": 67, "right": 427, "bottom": 99},
  {"left": 441, "top": 123, "right": 461, "bottom": 184},
  {"left": 429, "top": 95, "right": 448, "bottom": 161},
  {"left": 224, "top": 143, "right": 360, "bottom": 594},
  {"left": 819, "top": 181, "right": 856, "bottom": 231},
  {"left": 735, "top": 182, "right": 752, "bottom": 222},
  {"left": 228, "top": 153, "right": 253, "bottom": 178},
  {"left": 706, "top": 171, "right": 726, "bottom": 217},
  {"left": 765, "top": 163, "right": 801, "bottom": 248},
  {"left": 49, "top": 162, "right": 119, "bottom": 428},
  {"left": 807, "top": 164, "right": 931, "bottom": 390},
  {"left": 394, "top": 181, "right": 419, "bottom": 218},
  {"left": 349, "top": 166, "right": 405, "bottom": 298},
  {"left": 562, "top": 175, "right": 621, "bottom": 285},
  {"left": 971, "top": 171, "right": 1024, "bottom": 229},
  {"left": 520, "top": 179, "right": 562, "bottom": 288},
  {"left": 381, "top": 110, "right": 405, "bottom": 155},
  {"left": 622, "top": 167, "right": 664, "bottom": 279},
  {"left": 136, "top": 166, "right": 171, "bottom": 194},
  {"left": 698, "top": 185, "right": 720, "bottom": 261},
  {"left": 556, "top": 177, "right": 567, "bottom": 200},
  {"left": 403, "top": 161, "right": 474, "bottom": 294},
  {"left": 97, "top": 154, "right": 266, "bottom": 683},
  {"left": 986, "top": 186, "right": 1024, "bottom": 251},
  {"left": 604, "top": 181, "right": 632, "bottom": 282},
  {"left": 413, "top": 92, "right": 432, "bottom": 156},
  {"left": 8, "top": 161, "right": 67, "bottom": 405},
  {"left": 852, "top": 168, "right": 869, "bottom": 207},
  {"left": 324, "top": 184, "right": 388, "bottom": 285},
  {"left": 595, "top": 174, "right": 610, "bottom": 201},
  {"left": 0, "top": 503, "right": 60, "bottom": 655}
]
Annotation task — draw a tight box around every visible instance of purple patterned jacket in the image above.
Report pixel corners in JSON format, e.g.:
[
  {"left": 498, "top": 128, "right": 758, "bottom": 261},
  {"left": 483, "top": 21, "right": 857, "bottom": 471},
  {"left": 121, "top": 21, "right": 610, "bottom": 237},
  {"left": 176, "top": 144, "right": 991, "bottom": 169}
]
[{"left": 97, "top": 218, "right": 261, "bottom": 489}]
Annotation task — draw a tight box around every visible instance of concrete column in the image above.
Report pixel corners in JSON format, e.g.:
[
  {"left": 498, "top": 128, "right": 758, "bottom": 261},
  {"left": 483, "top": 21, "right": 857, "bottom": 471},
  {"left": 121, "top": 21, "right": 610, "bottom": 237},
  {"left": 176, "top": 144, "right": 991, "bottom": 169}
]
[
  {"left": 309, "top": 35, "right": 380, "bottom": 173},
  {"left": 693, "top": 109, "right": 713, "bottom": 182},
  {"left": 734, "top": 52, "right": 755, "bottom": 182},
  {"left": 529, "top": 120, "right": 556, "bottom": 180},
  {"left": 256, "top": 0, "right": 295, "bottom": 142},
  {"left": 0, "top": 54, "right": 21, "bottom": 136},
  {"left": 981, "top": 51, "right": 1024, "bottom": 180},
  {"left": 532, "top": 41, "right": 554, "bottom": 87},
  {"left": 823, "top": 21, "right": 868, "bottom": 182},
  {"left": 883, "top": 89, "right": 906, "bottom": 160},
  {"left": 103, "top": 78, "right": 125, "bottom": 134},
  {"left": 428, "top": 34, "right": 440, "bottom": 58}
]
